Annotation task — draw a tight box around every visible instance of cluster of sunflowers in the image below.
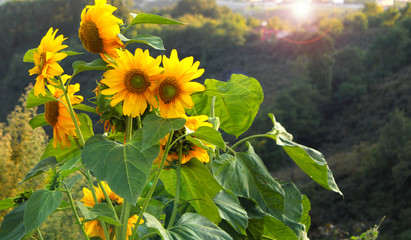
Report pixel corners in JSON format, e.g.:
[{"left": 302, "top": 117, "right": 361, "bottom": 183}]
[
  {"left": 27, "top": 0, "right": 213, "bottom": 239},
  {"left": 29, "top": 0, "right": 209, "bottom": 159}
]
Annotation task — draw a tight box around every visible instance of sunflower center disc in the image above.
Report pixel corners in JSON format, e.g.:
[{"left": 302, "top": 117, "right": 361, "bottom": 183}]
[
  {"left": 159, "top": 78, "right": 179, "bottom": 103},
  {"left": 44, "top": 101, "right": 60, "bottom": 127},
  {"left": 79, "top": 20, "right": 103, "bottom": 54},
  {"left": 39, "top": 52, "right": 47, "bottom": 72},
  {"left": 125, "top": 69, "right": 150, "bottom": 94}
]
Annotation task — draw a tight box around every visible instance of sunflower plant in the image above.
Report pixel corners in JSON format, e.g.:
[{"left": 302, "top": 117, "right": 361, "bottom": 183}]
[{"left": 0, "top": 1, "right": 342, "bottom": 240}]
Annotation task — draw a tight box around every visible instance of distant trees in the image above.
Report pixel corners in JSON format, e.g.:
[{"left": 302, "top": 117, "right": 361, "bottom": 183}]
[
  {"left": 0, "top": 86, "right": 48, "bottom": 216},
  {"left": 171, "top": 0, "right": 220, "bottom": 18},
  {"left": 344, "top": 12, "right": 368, "bottom": 31}
]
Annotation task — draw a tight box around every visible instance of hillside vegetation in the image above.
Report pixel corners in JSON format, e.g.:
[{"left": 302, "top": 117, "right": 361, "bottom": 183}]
[{"left": 0, "top": 0, "right": 410, "bottom": 239}]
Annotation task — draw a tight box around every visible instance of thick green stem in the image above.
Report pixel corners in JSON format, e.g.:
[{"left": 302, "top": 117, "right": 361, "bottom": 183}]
[
  {"left": 231, "top": 134, "right": 270, "bottom": 150},
  {"left": 130, "top": 131, "right": 175, "bottom": 240},
  {"left": 64, "top": 184, "right": 90, "bottom": 240},
  {"left": 57, "top": 75, "right": 85, "bottom": 146},
  {"left": 137, "top": 116, "right": 142, "bottom": 129},
  {"left": 167, "top": 144, "right": 182, "bottom": 229},
  {"left": 119, "top": 202, "right": 131, "bottom": 240},
  {"left": 119, "top": 116, "right": 133, "bottom": 240}
]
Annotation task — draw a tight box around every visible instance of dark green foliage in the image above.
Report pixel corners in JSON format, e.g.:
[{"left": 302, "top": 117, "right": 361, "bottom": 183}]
[
  {"left": 366, "top": 26, "right": 411, "bottom": 78},
  {"left": 344, "top": 12, "right": 368, "bottom": 31}
]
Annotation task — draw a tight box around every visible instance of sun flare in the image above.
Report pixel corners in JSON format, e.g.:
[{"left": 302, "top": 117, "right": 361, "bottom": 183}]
[{"left": 292, "top": 2, "right": 312, "bottom": 20}]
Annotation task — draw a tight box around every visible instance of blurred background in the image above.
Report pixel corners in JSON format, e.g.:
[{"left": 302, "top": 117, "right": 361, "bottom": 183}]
[{"left": 0, "top": 0, "right": 410, "bottom": 239}]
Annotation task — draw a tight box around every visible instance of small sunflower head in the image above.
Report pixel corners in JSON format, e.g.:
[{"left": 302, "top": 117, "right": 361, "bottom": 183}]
[{"left": 44, "top": 168, "right": 62, "bottom": 191}]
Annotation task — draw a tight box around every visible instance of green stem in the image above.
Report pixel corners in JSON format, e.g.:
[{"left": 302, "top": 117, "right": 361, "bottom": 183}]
[
  {"left": 119, "top": 116, "right": 133, "bottom": 240},
  {"left": 167, "top": 144, "right": 182, "bottom": 229},
  {"left": 137, "top": 116, "right": 142, "bottom": 129},
  {"left": 138, "top": 232, "right": 158, "bottom": 240},
  {"left": 36, "top": 229, "right": 44, "bottom": 240},
  {"left": 225, "top": 145, "right": 237, "bottom": 155},
  {"left": 126, "top": 115, "right": 134, "bottom": 142},
  {"left": 119, "top": 202, "right": 131, "bottom": 240},
  {"left": 231, "top": 134, "right": 270, "bottom": 150},
  {"left": 210, "top": 96, "right": 219, "bottom": 164},
  {"left": 84, "top": 171, "right": 111, "bottom": 240},
  {"left": 64, "top": 184, "right": 90, "bottom": 240},
  {"left": 130, "top": 131, "right": 175, "bottom": 240},
  {"left": 98, "top": 181, "right": 116, "bottom": 213},
  {"left": 57, "top": 75, "right": 85, "bottom": 146}
]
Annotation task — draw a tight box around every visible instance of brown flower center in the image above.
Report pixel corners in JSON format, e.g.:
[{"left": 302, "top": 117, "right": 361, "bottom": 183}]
[
  {"left": 124, "top": 69, "right": 151, "bottom": 94},
  {"left": 38, "top": 52, "right": 47, "bottom": 72},
  {"left": 45, "top": 101, "right": 59, "bottom": 127},
  {"left": 79, "top": 20, "right": 103, "bottom": 54},
  {"left": 159, "top": 77, "right": 179, "bottom": 104}
]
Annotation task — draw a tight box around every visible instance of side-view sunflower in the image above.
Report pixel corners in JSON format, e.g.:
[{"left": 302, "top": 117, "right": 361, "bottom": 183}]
[
  {"left": 81, "top": 182, "right": 142, "bottom": 240},
  {"left": 155, "top": 115, "right": 213, "bottom": 166},
  {"left": 28, "top": 28, "right": 67, "bottom": 96},
  {"left": 45, "top": 76, "right": 83, "bottom": 148},
  {"left": 79, "top": 0, "right": 124, "bottom": 61},
  {"left": 157, "top": 49, "right": 205, "bottom": 119},
  {"left": 101, "top": 48, "right": 162, "bottom": 117}
]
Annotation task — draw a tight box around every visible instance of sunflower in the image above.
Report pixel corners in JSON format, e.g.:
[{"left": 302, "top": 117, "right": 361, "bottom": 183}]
[
  {"left": 45, "top": 76, "right": 83, "bottom": 148},
  {"left": 155, "top": 115, "right": 212, "bottom": 166},
  {"left": 79, "top": 0, "right": 124, "bottom": 61},
  {"left": 157, "top": 50, "right": 205, "bottom": 119},
  {"left": 83, "top": 215, "right": 141, "bottom": 240},
  {"left": 100, "top": 48, "right": 162, "bottom": 117},
  {"left": 81, "top": 181, "right": 123, "bottom": 207},
  {"left": 28, "top": 28, "right": 67, "bottom": 96},
  {"left": 81, "top": 182, "right": 143, "bottom": 240}
]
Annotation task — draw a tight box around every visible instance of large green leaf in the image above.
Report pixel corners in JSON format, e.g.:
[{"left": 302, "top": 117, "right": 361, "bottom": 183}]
[
  {"left": 213, "top": 190, "right": 248, "bottom": 236},
  {"left": 72, "top": 58, "right": 109, "bottom": 76},
  {"left": 160, "top": 159, "right": 222, "bottom": 224},
  {"left": 168, "top": 213, "right": 232, "bottom": 240},
  {"left": 266, "top": 114, "right": 342, "bottom": 195},
  {"left": 26, "top": 88, "right": 56, "bottom": 109},
  {"left": 0, "top": 198, "right": 15, "bottom": 211},
  {"left": 188, "top": 126, "right": 226, "bottom": 150},
  {"left": 188, "top": 74, "right": 264, "bottom": 137},
  {"left": 81, "top": 129, "right": 159, "bottom": 205},
  {"left": 142, "top": 113, "right": 185, "bottom": 150},
  {"left": 41, "top": 113, "right": 94, "bottom": 161},
  {"left": 24, "top": 190, "right": 62, "bottom": 233},
  {"left": 247, "top": 215, "right": 299, "bottom": 240},
  {"left": 77, "top": 202, "right": 121, "bottom": 226},
  {"left": 118, "top": 33, "right": 165, "bottom": 50},
  {"left": 29, "top": 114, "right": 48, "bottom": 130},
  {"left": 129, "top": 13, "right": 183, "bottom": 26},
  {"left": 212, "top": 143, "right": 309, "bottom": 237},
  {"left": 211, "top": 151, "right": 283, "bottom": 218},
  {"left": 0, "top": 202, "right": 26, "bottom": 240},
  {"left": 279, "top": 181, "right": 307, "bottom": 238},
  {"left": 19, "top": 157, "right": 58, "bottom": 184}
]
